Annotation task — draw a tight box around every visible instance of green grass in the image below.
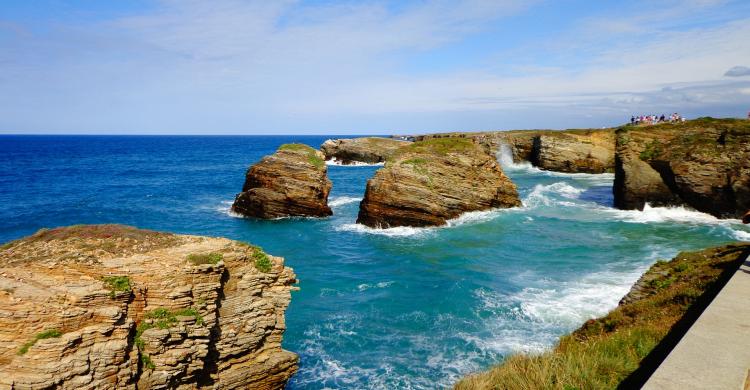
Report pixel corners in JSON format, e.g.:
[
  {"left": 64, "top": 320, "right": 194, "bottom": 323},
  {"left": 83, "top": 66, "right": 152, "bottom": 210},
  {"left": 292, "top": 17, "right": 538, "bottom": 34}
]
[
  {"left": 141, "top": 354, "right": 156, "bottom": 370},
  {"left": 253, "top": 249, "right": 273, "bottom": 272},
  {"left": 187, "top": 252, "right": 223, "bottom": 265},
  {"left": 135, "top": 307, "right": 205, "bottom": 353},
  {"left": 102, "top": 276, "right": 132, "bottom": 298},
  {"left": 279, "top": 143, "right": 325, "bottom": 168},
  {"left": 18, "top": 329, "right": 63, "bottom": 355},
  {"left": 454, "top": 244, "right": 749, "bottom": 390},
  {"left": 639, "top": 139, "right": 662, "bottom": 161},
  {"left": 404, "top": 137, "right": 476, "bottom": 156}
]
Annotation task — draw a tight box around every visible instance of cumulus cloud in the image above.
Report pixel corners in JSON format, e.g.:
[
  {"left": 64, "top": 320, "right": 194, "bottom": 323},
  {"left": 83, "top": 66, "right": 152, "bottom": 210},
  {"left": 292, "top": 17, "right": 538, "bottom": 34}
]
[{"left": 725, "top": 66, "right": 750, "bottom": 77}]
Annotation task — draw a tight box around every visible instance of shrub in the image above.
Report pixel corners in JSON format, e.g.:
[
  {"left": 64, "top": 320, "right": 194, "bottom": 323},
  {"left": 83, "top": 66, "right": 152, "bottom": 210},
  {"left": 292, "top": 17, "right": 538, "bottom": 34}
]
[
  {"left": 187, "top": 252, "right": 223, "bottom": 265},
  {"left": 18, "top": 329, "right": 63, "bottom": 355},
  {"left": 141, "top": 354, "right": 156, "bottom": 370},
  {"left": 102, "top": 276, "right": 131, "bottom": 298},
  {"left": 279, "top": 143, "right": 324, "bottom": 168},
  {"left": 253, "top": 249, "right": 273, "bottom": 272}
]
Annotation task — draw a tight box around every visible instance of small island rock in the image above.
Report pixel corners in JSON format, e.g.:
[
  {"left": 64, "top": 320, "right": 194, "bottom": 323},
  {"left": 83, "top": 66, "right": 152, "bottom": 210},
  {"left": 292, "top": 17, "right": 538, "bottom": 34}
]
[
  {"left": 232, "top": 143, "right": 332, "bottom": 218},
  {"left": 320, "top": 137, "right": 410, "bottom": 165},
  {"left": 357, "top": 138, "right": 521, "bottom": 227}
]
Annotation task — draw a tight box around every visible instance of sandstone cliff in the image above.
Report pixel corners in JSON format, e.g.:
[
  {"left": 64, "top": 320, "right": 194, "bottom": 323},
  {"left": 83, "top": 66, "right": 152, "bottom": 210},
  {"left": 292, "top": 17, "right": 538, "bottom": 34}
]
[
  {"left": 357, "top": 138, "right": 521, "bottom": 227},
  {"left": 320, "top": 137, "right": 410, "bottom": 165},
  {"left": 414, "top": 129, "right": 615, "bottom": 173},
  {"left": 0, "top": 224, "right": 298, "bottom": 389},
  {"left": 613, "top": 118, "right": 750, "bottom": 218},
  {"left": 232, "top": 143, "right": 332, "bottom": 219}
]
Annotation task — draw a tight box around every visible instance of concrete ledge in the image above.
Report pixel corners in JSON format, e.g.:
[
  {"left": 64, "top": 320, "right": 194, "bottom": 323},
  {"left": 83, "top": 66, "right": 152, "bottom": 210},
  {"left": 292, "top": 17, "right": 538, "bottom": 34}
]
[{"left": 644, "top": 259, "right": 750, "bottom": 390}]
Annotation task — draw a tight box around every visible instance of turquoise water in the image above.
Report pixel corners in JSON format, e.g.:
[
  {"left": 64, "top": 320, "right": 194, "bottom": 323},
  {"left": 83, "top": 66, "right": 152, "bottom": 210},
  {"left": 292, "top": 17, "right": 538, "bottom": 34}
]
[{"left": 1, "top": 136, "right": 748, "bottom": 389}]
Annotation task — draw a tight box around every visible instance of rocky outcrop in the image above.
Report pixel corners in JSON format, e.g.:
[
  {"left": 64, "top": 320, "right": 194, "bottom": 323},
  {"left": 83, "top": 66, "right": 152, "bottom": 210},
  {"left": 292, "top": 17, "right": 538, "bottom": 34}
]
[
  {"left": 613, "top": 118, "right": 750, "bottom": 218},
  {"left": 320, "top": 137, "right": 410, "bottom": 165},
  {"left": 232, "top": 143, "right": 332, "bottom": 218},
  {"left": 357, "top": 138, "right": 521, "bottom": 227},
  {"left": 0, "top": 224, "right": 298, "bottom": 389},
  {"left": 743, "top": 211, "right": 750, "bottom": 224},
  {"left": 414, "top": 129, "right": 615, "bottom": 173},
  {"left": 529, "top": 130, "right": 615, "bottom": 173}
]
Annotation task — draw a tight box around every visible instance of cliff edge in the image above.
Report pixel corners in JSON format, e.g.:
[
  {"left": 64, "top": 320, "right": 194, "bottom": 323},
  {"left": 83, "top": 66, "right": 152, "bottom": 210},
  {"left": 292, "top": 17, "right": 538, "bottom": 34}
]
[
  {"left": 614, "top": 118, "right": 750, "bottom": 218},
  {"left": 0, "top": 224, "right": 298, "bottom": 389}
]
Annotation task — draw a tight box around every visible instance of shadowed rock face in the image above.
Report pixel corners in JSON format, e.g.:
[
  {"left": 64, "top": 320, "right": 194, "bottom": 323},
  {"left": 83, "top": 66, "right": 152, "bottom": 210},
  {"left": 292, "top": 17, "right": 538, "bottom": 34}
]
[
  {"left": 357, "top": 138, "right": 521, "bottom": 227},
  {"left": 232, "top": 144, "right": 332, "bottom": 219},
  {"left": 320, "top": 137, "right": 410, "bottom": 165},
  {"left": 613, "top": 118, "right": 750, "bottom": 218},
  {"left": 0, "top": 224, "right": 298, "bottom": 389}
]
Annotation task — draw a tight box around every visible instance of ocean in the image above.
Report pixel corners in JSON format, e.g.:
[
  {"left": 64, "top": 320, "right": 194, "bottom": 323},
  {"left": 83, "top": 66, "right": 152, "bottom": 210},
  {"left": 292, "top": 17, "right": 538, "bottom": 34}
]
[{"left": 1, "top": 135, "right": 748, "bottom": 389}]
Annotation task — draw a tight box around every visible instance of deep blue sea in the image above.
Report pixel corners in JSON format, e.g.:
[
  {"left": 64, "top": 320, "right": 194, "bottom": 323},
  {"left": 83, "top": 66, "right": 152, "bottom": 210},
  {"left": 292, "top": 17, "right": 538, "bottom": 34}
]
[{"left": 1, "top": 135, "right": 748, "bottom": 389}]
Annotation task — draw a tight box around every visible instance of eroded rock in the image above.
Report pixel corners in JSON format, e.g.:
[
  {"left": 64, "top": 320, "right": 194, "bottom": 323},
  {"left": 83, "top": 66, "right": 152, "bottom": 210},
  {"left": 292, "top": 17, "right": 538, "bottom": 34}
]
[
  {"left": 0, "top": 224, "right": 298, "bottom": 389},
  {"left": 357, "top": 138, "right": 521, "bottom": 227},
  {"left": 613, "top": 118, "right": 750, "bottom": 218},
  {"left": 320, "top": 137, "right": 410, "bottom": 165},
  {"left": 232, "top": 143, "right": 332, "bottom": 218}
]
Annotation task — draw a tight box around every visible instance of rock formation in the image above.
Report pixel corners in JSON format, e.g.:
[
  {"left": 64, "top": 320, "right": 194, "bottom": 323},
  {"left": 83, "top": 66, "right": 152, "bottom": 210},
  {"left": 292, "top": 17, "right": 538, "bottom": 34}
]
[
  {"left": 0, "top": 224, "right": 298, "bottom": 389},
  {"left": 613, "top": 118, "right": 750, "bottom": 218},
  {"left": 529, "top": 130, "right": 615, "bottom": 173},
  {"left": 743, "top": 211, "right": 750, "bottom": 224},
  {"left": 232, "top": 143, "right": 332, "bottom": 218},
  {"left": 414, "top": 129, "right": 615, "bottom": 173},
  {"left": 357, "top": 138, "right": 521, "bottom": 227},
  {"left": 320, "top": 137, "right": 410, "bottom": 165}
]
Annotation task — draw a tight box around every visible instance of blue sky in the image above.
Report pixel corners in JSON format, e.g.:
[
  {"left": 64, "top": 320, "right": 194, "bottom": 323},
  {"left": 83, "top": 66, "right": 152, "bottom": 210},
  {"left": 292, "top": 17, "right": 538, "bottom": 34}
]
[{"left": 1, "top": 0, "right": 750, "bottom": 134}]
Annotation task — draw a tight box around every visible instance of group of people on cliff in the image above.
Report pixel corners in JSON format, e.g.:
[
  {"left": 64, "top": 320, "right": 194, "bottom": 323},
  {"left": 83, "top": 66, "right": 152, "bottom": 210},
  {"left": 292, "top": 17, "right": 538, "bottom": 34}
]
[{"left": 630, "top": 113, "right": 684, "bottom": 125}]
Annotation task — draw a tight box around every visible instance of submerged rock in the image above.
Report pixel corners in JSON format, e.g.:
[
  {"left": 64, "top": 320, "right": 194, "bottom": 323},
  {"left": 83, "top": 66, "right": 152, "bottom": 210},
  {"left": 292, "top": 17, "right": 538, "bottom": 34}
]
[
  {"left": 357, "top": 138, "right": 521, "bottom": 227},
  {"left": 0, "top": 224, "right": 298, "bottom": 389},
  {"left": 232, "top": 143, "right": 332, "bottom": 218},
  {"left": 320, "top": 137, "right": 410, "bottom": 165},
  {"left": 613, "top": 118, "right": 750, "bottom": 218}
]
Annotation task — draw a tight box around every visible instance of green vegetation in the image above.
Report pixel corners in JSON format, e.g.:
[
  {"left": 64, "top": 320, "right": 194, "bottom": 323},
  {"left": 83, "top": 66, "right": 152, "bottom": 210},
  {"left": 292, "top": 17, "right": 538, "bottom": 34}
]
[
  {"left": 253, "top": 249, "right": 273, "bottom": 272},
  {"left": 141, "top": 354, "right": 156, "bottom": 370},
  {"left": 404, "top": 137, "right": 475, "bottom": 156},
  {"left": 187, "top": 252, "right": 223, "bottom": 265},
  {"left": 639, "top": 139, "right": 662, "bottom": 161},
  {"left": 102, "top": 275, "right": 132, "bottom": 298},
  {"left": 402, "top": 158, "right": 427, "bottom": 166},
  {"left": 454, "top": 244, "right": 749, "bottom": 390},
  {"left": 279, "top": 143, "right": 324, "bottom": 168},
  {"left": 135, "top": 307, "right": 205, "bottom": 353},
  {"left": 18, "top": 329, "right": 63, "bottom": 355}
]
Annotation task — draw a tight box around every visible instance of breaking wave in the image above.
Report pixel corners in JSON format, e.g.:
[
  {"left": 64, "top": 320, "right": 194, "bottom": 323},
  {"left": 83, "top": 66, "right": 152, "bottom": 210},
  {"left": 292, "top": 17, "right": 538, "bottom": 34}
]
[
  {"left": 326, "top": 158, "right": 385, "bottom": 167},
  {"left": 329, "top": 196, "right": 362, "bottom": 207}
]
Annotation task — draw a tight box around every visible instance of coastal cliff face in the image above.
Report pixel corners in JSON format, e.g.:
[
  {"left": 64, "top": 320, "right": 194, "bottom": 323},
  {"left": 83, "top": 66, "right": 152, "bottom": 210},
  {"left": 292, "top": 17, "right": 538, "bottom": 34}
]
[
  {"left": 414, "top": 129, "right": 615, "bottom": 173},
  {"left": 320, "top": 137, "right": 410, "bottom": 165},
  {"left": 0, "top": 225, "right": 298, "bottom": 389},
  {"left": 614, "top": 118, "right": 750, "bottom": 218},
  {"left": 357, "top": 138, "right": 521, "bottom": 227},
  {"left": 232, "top": 143, "right": 332, "bottom": 219}
]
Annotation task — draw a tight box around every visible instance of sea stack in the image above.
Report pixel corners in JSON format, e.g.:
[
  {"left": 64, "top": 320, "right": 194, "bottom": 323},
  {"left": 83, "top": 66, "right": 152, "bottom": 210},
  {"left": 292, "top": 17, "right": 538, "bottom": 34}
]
[
  {"left": 613, "top": 118, "right": 750, "bottom": 218},
  {"left": 232, "top": 143, "right": 332, "bottom": 218},
  {"left": 357, "top": 138, "right": 521, "bottom": 227},
  {"left": 320, "top": 137, "right": 410, "bottom": 165},
  {"left": 0, "top": 224, "right": 298, "bottom": 389}
]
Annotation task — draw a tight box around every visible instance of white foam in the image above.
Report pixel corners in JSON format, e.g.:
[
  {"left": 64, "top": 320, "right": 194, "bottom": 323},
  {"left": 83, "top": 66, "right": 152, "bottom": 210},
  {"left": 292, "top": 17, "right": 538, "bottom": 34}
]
[
  {"left": 732, "top": 229, "right": 750, "bottom": 241},
  {"left": 329, "top": 196, "right": 362, "bottom": 207},
  {"left": 215, "top": 200, "right": 244, "bottom": 218},
  {"left": 606, "top": 204, "right": 729, "bottom": 225},
  {"left": 496, "top": 144, "right": 615, "bottom": 184},
  {"left": 326, "top": 158, "right": 384, "bottom": 167},
  {"left": 357, "top": 281, "right": 394, "bottom": 291},
  {"left": 336, "top": 223, "right": 436, "bottom": 238},
  {"left": 523, "top": 182, "right": 585, "bottom": 208}
]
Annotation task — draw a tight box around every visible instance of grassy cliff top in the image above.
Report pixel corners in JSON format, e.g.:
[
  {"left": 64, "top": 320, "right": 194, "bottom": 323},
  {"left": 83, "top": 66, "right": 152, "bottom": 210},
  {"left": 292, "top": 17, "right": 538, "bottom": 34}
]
[
  {"left": 454, "top": 243, "right": 750, "bottom": 390},
  {"left": 277, "top": 143, "right": 324, "bottom": 168},
  {"left": 394, "top": 137, "right": 477, "bottom": 158}
]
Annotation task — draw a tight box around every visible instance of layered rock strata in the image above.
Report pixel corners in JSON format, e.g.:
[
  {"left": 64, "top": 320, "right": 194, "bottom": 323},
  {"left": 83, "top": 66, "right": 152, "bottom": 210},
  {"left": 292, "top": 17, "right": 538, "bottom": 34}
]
[
  {"left": 613, "top": 118, "right": 750, "bottom": 218},
  {"left": 320, "top": 137, "right": 410, "bottom": 165},
  {"left": 357, "top": 138, "right": 521, "bottom": 227},
  {"left": 414, "top": 129, "right": 615, "bottom": 173},
  {"left": 0, "top": 224, "right": 298, "bottom": 389},
  {"left": 232, "top": 143, "right": 332, "bottom": 218}
]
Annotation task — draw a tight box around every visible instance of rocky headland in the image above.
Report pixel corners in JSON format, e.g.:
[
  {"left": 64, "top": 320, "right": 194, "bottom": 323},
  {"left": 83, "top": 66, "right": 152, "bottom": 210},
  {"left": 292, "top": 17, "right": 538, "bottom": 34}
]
[
  {"left": 320, "top": 137, "right": 410, "bottom": 165},
  {"left": 455, "top": 242, "right": 750, "bottom": 389},
  {"left": 414, "top": 128, "right": 615, "bottom": 173},
  {"left": 357, "top": 138, "right": 521, "bottom": 227},
  {"left": 0, "top": 224, "right": 298, "bottom": 389},
  {"left": 613, "top": 118, "right": 750, "bottom": 218},
  {"left": 232, "top": 143, "right": 332, "bottom": 219}
]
